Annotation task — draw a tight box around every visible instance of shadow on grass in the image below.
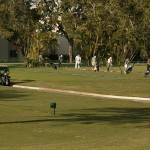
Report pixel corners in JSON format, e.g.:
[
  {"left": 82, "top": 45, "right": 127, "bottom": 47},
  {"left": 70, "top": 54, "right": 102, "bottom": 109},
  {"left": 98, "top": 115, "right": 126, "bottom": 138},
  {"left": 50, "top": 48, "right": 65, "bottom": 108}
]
[
  {"left": 0, "top": 108, "right": 149, "bottom": 127},
  {"left": 0, "top": 89, "right": 28, "bottom": 101},
  {"left": 11, "top": 79, "right": 35, "bottom": 85},
  {"left": 61, "top": 108, "right": 150, "bottom": 126}
]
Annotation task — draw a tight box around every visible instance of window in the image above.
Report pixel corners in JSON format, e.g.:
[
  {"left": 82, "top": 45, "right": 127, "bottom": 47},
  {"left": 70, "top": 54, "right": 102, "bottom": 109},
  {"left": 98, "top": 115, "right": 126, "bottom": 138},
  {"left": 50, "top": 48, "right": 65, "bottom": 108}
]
[{"left": 10, "top": 50, "right": 17, "bottom": 58}]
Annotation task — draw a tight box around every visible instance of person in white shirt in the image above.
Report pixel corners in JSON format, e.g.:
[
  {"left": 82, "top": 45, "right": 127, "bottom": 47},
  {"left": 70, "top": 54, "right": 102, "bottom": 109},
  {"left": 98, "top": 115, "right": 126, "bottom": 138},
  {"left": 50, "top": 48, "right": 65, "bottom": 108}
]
[
  {"left": 39, "top": 54, "right": 43, "bottom": 63},
  {"left": 91, "top": 56, "right": 97, "bottom": 71},
  {"left": 58, "top": 55, "right": 63, "bottom": 68},
  {"left": 38, "top": 54, "right": 44, "bottom": 66},
  {"left": 124, "top": 58, "right": 130, "bottom": 74},
  {"left": 107, "top": 57, "right": 112, "bottom": 72},
  {"left": 75, "top": 55, "right": 81, "bottom": 69}
]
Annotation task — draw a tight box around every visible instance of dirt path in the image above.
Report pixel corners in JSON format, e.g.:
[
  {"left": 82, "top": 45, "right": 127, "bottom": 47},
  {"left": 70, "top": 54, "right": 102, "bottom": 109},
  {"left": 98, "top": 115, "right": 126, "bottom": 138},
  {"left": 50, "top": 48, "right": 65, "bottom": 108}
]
[{"left": 13, "top": 85, "right": 150, "bottom": 103}]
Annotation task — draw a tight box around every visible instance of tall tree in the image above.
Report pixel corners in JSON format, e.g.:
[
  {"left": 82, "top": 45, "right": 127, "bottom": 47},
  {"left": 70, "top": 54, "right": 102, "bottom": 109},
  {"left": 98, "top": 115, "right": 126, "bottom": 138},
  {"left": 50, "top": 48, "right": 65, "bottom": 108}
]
[
  {"left": 0, "top": 0, "right": 149, "bottom": 64},
  {"left": 0, "top": 0, "right": 38, "bottom": 57},
  {"left": 56, "top": 0, "right": 88, "bottom": 63},
  {"left": 0, "top": 0, "right": 58, "bottom": 61}
]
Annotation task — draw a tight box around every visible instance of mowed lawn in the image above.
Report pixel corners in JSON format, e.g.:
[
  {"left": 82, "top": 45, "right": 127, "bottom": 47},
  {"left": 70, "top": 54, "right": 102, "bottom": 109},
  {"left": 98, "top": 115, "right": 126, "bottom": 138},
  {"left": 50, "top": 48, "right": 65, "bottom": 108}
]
[
  {"left": 9, "top": 63, "right": 150, "bottom": 97},
  {"left": 0, "top": 64, "right": 150, "bottom": 150}
]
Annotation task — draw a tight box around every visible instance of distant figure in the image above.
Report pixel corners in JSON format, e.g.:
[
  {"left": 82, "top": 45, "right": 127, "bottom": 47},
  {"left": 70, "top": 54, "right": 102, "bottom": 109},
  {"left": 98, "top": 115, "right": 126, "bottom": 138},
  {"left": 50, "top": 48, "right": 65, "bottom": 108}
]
[
  {"left": 91, "top": 56, "right": 97, "bottom": 71},
  {"left": 58, "top": 55, "right": 63, "bottom": 68},
  {"left": 107, "top": 57, "right": 112, "bottom": 72},
  {"left": 124, "top": 58, "right": 130, "bottom": 74},
  {"left": 39, "top": 54, "right": 44, "bottom": 66},
  {"left": 39, "top": 54, "right": 43, "bottom": 63},
  {"left": 39, "top": 54, "right": 43, "bottom": 62},
  {"left": 144, "top": 58, "right": 150, "bottom": 77},
  {"left": 50, "top": 63, "right": 57, "bottom": 70},
  {"left": 75, "top": 55, "right": 81, "bottom": 69},
  {"left": 147, "top": 57, "right": 150, "bottom": 72}
]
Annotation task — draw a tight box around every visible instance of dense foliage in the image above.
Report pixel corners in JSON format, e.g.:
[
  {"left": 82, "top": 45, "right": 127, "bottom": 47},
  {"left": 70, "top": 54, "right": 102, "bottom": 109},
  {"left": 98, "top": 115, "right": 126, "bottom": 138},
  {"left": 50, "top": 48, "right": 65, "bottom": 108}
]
[{"left": 0, "top": 0, "right": 149, "bottom": 63}]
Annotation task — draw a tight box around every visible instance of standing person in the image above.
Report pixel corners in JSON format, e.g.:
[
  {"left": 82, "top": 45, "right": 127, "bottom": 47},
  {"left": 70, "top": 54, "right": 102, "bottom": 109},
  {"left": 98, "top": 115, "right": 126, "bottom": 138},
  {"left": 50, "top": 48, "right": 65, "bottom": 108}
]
[
  {"left": 39, "top": 54, "right": 43, "bottom": 66},
  {"left": 147, "top": 57, "right": 150, "bottom": 72},
  {"left": 91, "top": 56, "right": 97, "bottom": 71},
  {"left": 107, "top": 57, "right": 112, "bottom": 72},
  {"left": 75, "top": 55, "right": 81, "bottom": 69},
  {"left": 124, "top": 58, "right": 130, "bottom": 74},
  {"left": 58, "top": 55, "right": 63, "bottom": 68},
  {"left": 144, "top": 57, "right": 150, "bottom": 77}
]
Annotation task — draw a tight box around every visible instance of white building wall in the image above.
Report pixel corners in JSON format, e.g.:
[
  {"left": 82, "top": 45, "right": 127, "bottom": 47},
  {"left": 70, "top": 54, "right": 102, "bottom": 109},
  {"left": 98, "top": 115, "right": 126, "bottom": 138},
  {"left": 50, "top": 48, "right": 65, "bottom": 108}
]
[
  {"left": 0, "top": 38, "right": 9, "bottom": 62},
  {"left": 57, "top": 35, "right": 69, "bottom": 55},
  {"left": 0, "top": 36, "right": 69, "bottom": 62},
  {"left": 0, "top": 38, "right": 24, "bottom": 62}
]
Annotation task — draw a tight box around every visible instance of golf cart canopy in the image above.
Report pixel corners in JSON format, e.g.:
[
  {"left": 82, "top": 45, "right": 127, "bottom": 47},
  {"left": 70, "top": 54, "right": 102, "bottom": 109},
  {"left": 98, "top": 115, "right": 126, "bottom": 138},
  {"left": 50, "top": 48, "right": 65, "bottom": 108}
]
[{"left": 0, "top": 66, "right": 9, "bottom": 72}]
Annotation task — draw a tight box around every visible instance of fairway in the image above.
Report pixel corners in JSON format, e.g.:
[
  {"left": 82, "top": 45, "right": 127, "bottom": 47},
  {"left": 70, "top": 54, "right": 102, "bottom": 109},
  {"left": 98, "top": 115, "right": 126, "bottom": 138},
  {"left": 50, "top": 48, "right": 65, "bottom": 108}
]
[
  {"left": 0, "top": 64, "right": 150, "bottom": 150},
  {"left": 0, "top": 0, "right": 150, "bottom": 149},
  {"left": 0, "top": 87, "right": 150, "bottom": 150},
  {"left": 9, "top": 64, "right": 150, "bottom": 98}
]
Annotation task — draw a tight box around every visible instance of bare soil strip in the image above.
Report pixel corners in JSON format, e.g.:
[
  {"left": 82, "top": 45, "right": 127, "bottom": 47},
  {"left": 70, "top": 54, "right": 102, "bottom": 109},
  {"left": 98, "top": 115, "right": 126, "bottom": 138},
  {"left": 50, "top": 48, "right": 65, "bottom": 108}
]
[{"left": 13, "top": 85, "right": 150, "bottom": 102}]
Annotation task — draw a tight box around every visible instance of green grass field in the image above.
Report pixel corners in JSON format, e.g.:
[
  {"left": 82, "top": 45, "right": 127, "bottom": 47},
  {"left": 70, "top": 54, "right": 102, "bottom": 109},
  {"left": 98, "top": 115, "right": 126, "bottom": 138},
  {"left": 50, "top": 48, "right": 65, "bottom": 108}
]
[
  {"left": 0, "top": 63, "right": 150, "bottom": 150},
  {"left": 9, "top": 63, "right": 150, "bottom": 97}
]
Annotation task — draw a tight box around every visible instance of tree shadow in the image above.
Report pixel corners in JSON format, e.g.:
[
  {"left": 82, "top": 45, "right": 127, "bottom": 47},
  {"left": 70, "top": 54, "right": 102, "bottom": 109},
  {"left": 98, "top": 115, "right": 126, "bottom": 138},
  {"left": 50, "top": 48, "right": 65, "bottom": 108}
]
[
  {"left": 11, "top": 79, "right": 35, "bottom": 85},
  {"left": 60, "top": 107, "right": 150, "bottom": 127},
  {"left": 0, "top": 89, "right": 28, "bottom": 101},
  {"left": 0, "top": 107, "right": 149, "bottom": 127},
  {"left": 0, "top": 119, "right": 55, "bottom": 125}
]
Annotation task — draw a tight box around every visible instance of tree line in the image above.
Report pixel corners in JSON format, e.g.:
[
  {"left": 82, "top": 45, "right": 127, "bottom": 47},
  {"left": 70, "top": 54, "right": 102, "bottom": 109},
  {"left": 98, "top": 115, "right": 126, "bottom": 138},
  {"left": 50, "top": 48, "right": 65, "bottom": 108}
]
[{"left": 0, "top": 0, "right": 149, "bottom": 65}]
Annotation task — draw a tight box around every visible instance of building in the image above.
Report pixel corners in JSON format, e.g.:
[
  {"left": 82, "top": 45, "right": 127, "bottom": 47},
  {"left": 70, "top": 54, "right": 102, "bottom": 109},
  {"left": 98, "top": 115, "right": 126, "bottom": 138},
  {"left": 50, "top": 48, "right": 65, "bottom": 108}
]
[
  {"left": 58, "top": 35, "right": 69, "bottom": 55},
  {"left": 0, "top": 36, "right": 69, "bottom": 62},
  {"left": 0, "top": 38, "right": 23, "bottom": 62}
]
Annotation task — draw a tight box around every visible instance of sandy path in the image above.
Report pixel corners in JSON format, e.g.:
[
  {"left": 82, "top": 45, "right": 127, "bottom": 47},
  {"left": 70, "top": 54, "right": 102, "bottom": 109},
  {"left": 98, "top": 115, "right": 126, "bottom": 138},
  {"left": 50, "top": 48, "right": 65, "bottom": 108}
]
[{"left": 13, "top": 85, "right": 150, "bottom": 103}]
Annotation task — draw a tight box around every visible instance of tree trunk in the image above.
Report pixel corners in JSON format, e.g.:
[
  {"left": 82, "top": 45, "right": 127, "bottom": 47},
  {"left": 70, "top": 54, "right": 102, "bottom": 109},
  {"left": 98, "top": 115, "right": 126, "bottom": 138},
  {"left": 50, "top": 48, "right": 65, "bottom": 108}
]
[
  {"left": 68, "top": 38, "right": 73, "bottom": 63},
  {"left": 93, "top": 34, "right": 99, "bottom": 55},
  {"left": 96, "top": 54, "right": 100, "bottom": 71}
]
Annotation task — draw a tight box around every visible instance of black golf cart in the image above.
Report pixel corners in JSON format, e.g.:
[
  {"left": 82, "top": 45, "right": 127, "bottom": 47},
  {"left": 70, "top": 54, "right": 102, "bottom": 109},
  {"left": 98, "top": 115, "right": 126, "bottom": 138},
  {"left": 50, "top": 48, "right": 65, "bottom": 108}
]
[{"left": 0, "top": 66, "right": 11, "bottom": 86}]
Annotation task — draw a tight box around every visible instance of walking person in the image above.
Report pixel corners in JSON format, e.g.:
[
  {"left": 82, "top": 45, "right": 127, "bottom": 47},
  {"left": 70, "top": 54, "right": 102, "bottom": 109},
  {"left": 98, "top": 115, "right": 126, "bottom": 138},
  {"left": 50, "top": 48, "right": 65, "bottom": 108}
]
[
  {"left": 107, "top": 57, "right": 112, "bottom": 72},
  {"left": 58, "top": 55, "right": 63, "bottom": 68},
  {"left": 75, "top": 55, "right": 81, "bottom": 69}
]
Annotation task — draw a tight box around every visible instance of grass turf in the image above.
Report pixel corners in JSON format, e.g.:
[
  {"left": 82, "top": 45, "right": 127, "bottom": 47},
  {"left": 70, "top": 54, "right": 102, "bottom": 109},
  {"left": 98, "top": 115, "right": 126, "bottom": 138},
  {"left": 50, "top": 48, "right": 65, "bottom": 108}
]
[
  {"left": 8, "top": 63, "right": 150, "bottom": 97},
  {"left": 0, "top": 87, "right": 150, "bottom": 150},
  {"left": 0, "top": 63, "right": 150, "bottom": 149}
]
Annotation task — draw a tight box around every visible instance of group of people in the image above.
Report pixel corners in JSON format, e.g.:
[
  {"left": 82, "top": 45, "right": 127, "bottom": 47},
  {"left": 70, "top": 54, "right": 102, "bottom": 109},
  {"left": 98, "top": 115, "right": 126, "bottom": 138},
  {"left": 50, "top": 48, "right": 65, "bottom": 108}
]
[
  {"left": 58, "top": 54, "right": 82, "bottom": 69},
  {"left": 91, "top": 56, "right": 113, "bottom": 72},
  {"left": 57, "top": 54, "right": 150, "bottom": 76},
  {"left": 75, "top": 55, "right": 113, "bottom": 72},
  {"left": 75, "top": 54, "right": 130, "bottom": 73}
]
